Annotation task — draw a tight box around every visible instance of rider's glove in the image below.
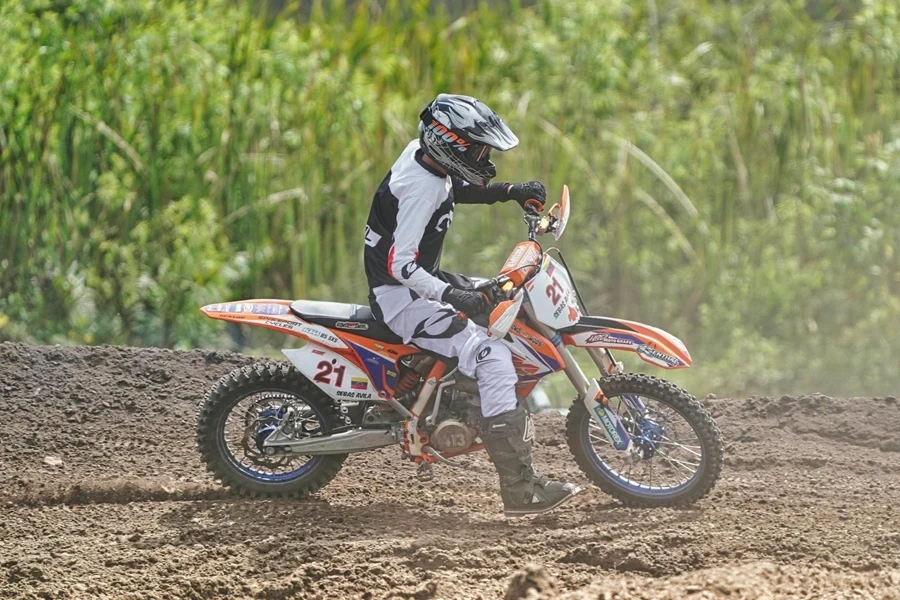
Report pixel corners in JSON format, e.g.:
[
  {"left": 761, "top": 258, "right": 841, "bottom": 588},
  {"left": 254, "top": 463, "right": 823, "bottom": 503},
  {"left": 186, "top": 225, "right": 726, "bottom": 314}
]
[
  {"left": 442, "top": 287, "right": 490, "bottom": 316},
  {"left": 507, "top": 181, "right": 547, "bottom": 211}
]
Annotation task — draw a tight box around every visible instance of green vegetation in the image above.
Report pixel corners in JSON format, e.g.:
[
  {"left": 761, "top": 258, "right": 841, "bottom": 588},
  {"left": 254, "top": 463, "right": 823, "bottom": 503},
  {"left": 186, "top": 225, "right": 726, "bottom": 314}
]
[{"left": 2, "top": 0, "right": 898, "bottom": 397}]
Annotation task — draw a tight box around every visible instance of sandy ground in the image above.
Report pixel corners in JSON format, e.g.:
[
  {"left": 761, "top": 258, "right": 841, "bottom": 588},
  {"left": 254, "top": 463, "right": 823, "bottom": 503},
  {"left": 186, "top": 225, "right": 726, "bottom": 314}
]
[{"left": 1, "top": 342, "right": 898, "bottom": 599}]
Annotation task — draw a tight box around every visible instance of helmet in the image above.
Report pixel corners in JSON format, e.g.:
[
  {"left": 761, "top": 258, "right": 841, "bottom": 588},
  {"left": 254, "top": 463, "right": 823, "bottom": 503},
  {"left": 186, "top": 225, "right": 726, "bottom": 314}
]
[{"left": 418, "top": 94, "right": 519, "bottom": 186}]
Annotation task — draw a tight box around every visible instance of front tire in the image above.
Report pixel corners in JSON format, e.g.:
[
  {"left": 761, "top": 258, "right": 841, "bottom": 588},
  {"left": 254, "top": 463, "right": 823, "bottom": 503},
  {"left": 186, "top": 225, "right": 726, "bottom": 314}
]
[
  {"left": 566, "top": 373, "right": 723, "bottom": 507},
  {"left": 197, "top": 363, "right": 348, "bottom": 498}
]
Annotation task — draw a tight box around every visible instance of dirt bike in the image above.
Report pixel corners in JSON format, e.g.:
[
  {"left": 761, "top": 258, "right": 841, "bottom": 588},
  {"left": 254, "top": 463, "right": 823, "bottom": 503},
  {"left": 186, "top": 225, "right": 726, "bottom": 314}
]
[{"left": 197, "top": 186, "right": 723, "bottom": 507}]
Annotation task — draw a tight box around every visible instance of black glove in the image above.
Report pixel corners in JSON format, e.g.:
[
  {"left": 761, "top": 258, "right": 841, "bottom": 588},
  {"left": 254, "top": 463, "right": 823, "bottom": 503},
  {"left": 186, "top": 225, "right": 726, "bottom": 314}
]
[
  {"left": 442, "top": 286, "right": 490, "bottom": 316},
  {"left": 507, "top": 181, "right": 547, "bottom": 211}
]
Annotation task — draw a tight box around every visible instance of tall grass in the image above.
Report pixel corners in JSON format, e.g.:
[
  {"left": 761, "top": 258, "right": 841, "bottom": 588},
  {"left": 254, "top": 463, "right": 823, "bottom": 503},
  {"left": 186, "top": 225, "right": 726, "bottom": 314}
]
[{"left": 1, "top": 0, "right": 898, "bottom": 396}]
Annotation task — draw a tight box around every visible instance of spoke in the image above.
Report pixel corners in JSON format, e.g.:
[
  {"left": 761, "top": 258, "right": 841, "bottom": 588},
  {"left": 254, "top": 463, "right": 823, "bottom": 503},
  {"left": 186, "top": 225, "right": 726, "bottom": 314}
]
[
  {"left": 657, "top": 438, "right": 703, "bottom": 457},
  {"left": 657, "top": 452, "right": 699, "bottom": 475},
  {"left": 667, "top": 455, "right": 700, "bottom": 469},
  {"left": 614, "top": 397, "right": 639, "bottom": 423},
  {"left": 589, "top": 431, "right": 612, "bottom": 445}
]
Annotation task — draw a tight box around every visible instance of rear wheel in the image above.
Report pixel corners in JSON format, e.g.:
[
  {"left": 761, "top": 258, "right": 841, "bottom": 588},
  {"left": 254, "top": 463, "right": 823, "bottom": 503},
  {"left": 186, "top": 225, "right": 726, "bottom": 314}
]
[
  {"left": 566, "top": 373, "right": 723, "bottom": 507},
  {"left": 197, "top": 363, "right": 348, "bottom": 498}
]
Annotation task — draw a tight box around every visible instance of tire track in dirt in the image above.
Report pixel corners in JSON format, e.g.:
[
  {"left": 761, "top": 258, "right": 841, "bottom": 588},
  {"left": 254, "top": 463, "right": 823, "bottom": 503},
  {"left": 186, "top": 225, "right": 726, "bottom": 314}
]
[{"left": 1, "top": 342, "right": 898, "bottom": 599}]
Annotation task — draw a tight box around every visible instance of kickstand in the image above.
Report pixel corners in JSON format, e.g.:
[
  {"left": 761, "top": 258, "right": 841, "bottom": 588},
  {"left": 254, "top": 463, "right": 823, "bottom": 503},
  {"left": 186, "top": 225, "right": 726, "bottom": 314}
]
[{"left": 416, "top": 462, "right": 435, "bottom": 482}]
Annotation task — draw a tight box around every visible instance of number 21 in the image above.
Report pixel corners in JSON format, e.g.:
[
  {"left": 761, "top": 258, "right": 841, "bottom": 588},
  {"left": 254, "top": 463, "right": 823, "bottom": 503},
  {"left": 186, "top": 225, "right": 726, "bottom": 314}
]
[
  {"left": 313, "top": 360, "right": 345, "bottom": 387},
  {"left": 546, "top": 276, "right": 564, "bottom": 305}
]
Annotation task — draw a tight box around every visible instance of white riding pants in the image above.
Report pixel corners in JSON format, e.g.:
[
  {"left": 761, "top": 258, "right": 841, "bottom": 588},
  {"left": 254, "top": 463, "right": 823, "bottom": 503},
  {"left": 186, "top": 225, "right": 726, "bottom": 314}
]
[{"left": 379, "top": 296, "right": 518, "bottom": 418}]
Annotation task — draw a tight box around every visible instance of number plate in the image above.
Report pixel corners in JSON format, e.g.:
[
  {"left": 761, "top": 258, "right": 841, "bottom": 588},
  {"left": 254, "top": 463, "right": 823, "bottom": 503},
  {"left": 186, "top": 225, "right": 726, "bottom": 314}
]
[
  {"left": 526, "top": 256, "right": 581, "bottom": 329},
  {"left": 282, "top": 347, "right": 377, "bottom": 402}
]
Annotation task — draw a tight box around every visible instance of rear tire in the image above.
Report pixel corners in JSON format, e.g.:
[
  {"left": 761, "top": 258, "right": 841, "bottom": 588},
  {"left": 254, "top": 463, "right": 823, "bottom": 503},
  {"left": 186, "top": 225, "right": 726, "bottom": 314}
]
[
  {"left": 197, "top": 363, "right": 348, "bottom": 498},
  {"left": 566, "top": 373, "right": 723, "bottom": 507}
]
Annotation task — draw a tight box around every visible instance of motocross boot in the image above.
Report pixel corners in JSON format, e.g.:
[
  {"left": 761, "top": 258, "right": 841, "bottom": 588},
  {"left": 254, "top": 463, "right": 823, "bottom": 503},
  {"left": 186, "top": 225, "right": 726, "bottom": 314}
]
[{"left": 481, "top": 405, "right": 580, "bottom": 516}]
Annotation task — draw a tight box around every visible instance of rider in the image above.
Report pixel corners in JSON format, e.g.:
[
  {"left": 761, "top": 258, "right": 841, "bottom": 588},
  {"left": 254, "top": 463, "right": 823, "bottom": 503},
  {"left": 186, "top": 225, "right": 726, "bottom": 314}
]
[{"left": 363, "top": 93, "right": 579, "bottom": 515}]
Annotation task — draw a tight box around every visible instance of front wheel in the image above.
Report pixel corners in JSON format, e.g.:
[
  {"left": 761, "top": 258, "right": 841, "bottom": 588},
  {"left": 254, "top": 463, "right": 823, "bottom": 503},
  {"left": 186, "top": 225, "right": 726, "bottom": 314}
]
[{"left": 566, "top": 373, "right": 723, "bottom": 507}]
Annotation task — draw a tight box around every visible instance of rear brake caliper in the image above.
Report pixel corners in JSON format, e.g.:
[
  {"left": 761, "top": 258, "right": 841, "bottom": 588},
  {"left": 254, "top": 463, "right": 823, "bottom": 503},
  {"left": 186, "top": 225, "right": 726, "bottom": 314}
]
[{"left": 253, "top": 406, "right": 285, "bottom": 453}]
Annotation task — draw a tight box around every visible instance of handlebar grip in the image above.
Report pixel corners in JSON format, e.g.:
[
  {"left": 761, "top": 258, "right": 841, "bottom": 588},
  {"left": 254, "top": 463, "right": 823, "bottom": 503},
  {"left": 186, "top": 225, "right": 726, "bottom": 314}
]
[{"left": 523, "top": 198, "right": 544, "bottom": 212}]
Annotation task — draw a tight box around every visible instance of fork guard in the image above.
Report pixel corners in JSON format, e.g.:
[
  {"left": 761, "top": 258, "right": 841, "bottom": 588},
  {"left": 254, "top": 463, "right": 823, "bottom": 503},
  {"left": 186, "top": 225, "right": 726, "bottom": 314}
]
[{"left": 583, "top": 378, "right": 635, "bottom": 454}]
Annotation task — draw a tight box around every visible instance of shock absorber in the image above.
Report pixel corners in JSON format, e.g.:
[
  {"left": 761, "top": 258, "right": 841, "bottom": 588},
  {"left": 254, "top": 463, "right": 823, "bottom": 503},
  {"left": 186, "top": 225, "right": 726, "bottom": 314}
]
[
  {"left": 394, "top": 370, "right": 420, "bottom": 396},
  {"left": 395, "top": 354, "right": 436, "bottom": 398}
]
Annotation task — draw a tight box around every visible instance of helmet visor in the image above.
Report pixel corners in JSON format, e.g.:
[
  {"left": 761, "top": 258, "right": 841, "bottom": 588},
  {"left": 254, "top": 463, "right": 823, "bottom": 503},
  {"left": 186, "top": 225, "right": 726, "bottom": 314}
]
[{"left": 466, "top": 143, "right": 492, "bottom": 167}]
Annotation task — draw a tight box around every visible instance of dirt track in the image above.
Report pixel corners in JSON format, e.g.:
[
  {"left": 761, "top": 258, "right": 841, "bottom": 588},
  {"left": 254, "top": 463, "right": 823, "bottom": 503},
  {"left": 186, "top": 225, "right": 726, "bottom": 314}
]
[{"left": 1, "top": 342, "right": 899, "bottom": 599}]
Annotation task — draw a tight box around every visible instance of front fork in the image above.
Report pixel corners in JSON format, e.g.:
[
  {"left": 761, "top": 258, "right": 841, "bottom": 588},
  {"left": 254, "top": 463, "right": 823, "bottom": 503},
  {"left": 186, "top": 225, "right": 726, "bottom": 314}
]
[{"left": 529, "top": 316, "right": 640, "bottom": 457}]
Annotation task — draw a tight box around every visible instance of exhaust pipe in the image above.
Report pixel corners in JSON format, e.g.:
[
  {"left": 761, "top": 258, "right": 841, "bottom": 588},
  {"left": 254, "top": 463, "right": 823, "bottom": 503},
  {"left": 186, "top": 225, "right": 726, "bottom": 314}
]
[{"left": 262, "top": 427, "right": 398, "bottom": 455}]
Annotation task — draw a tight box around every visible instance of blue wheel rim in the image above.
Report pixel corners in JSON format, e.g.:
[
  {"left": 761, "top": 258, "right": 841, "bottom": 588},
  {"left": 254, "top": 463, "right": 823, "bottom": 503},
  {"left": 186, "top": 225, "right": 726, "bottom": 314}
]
[
  {"left": 219, "top": 391, "right": 324, "bottom": 483},
  {"left": 581, "top": 395, "right": 703, "bottom": 497}
]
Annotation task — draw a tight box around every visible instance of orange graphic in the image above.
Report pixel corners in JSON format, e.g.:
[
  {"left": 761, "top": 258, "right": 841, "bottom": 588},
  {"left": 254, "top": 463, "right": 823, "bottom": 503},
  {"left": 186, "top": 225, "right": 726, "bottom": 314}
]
[
  {"left": 562, "top": 318, "right": 692, "bottom": 369},
  {"left": 500, "top": 241, "right": 541, "bottom": 286}
]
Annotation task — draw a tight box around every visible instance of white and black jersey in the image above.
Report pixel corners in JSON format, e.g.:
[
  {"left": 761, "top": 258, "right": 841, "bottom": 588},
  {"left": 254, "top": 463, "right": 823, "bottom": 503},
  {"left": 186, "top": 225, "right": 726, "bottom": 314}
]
[{"left": 364, "top": 140, "right": 509, "bottom": 323}]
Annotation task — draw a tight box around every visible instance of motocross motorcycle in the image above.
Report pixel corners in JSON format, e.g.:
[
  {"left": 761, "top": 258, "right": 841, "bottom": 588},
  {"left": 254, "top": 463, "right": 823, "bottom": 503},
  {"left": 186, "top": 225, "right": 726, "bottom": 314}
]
[{"left": 197, "top": 187, "right": 724, "bottom": 508}]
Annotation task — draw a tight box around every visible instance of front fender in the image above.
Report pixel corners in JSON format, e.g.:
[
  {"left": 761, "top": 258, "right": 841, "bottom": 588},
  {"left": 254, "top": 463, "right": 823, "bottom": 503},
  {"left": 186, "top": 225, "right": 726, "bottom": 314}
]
[{"left": 560, "top": 316, "right": 691, "bottom": 369}]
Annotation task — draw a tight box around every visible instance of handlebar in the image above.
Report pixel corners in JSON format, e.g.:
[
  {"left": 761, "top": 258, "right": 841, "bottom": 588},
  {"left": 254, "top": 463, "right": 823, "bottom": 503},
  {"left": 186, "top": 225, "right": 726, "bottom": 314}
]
[{"left": 523, "top": 198, "right": 543, "bottom": 212}]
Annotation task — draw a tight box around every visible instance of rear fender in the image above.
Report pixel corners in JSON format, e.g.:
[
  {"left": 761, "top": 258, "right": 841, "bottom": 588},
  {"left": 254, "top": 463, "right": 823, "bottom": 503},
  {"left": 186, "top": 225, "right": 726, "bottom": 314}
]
[
  {"left": 282, "top": 347, "right": 379, "bottom": 403},
  {"left": 200, "top": 300, "right": 347, "bottom": 350},
  {"left": 562, "top": 316, "right": 692, "bottom": 369}
]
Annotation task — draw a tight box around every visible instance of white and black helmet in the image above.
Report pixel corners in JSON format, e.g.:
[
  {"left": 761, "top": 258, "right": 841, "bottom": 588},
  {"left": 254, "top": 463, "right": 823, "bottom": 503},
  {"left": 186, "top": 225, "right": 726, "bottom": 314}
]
[{"left": 418, "top": 94, "right": 519, "bottom": 186}]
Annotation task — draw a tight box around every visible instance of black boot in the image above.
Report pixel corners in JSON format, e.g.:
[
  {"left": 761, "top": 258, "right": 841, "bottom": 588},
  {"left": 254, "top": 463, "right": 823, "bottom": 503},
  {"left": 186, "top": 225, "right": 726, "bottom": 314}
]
[{"left": 481, "top": 405, "right": 580, "bottom": 516}]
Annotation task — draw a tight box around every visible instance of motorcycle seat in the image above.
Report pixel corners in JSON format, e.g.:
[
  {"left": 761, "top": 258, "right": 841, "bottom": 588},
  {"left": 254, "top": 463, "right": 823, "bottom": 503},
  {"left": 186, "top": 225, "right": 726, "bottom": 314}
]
[{"left": 289, "top": 300, "right": 403, "bottom": 345}]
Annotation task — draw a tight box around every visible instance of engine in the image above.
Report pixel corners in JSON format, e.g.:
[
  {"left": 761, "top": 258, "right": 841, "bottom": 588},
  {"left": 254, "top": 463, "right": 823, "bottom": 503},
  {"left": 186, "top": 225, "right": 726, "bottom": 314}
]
[{"left": 428, "top": 387, "right": 482, "bottom": 454}]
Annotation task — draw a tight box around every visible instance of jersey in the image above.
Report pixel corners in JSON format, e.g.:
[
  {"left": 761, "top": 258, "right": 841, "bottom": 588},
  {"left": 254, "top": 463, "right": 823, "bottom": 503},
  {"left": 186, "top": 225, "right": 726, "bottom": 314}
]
[{"left": 363, "top": 139, "right": 510, "bottom": 323}]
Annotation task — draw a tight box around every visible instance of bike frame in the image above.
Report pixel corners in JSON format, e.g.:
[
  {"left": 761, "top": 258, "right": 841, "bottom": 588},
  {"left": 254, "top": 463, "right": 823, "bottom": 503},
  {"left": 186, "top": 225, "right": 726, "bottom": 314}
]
[{"left": 200, "top": 186, "right": 693, "bottom": 462}]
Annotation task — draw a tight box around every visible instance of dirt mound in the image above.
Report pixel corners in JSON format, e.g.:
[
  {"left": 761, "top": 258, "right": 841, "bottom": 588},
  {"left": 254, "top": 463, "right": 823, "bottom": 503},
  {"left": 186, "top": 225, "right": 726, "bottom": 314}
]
[{"left": 1, "top": 341, "right": 899, "bottom": 599}]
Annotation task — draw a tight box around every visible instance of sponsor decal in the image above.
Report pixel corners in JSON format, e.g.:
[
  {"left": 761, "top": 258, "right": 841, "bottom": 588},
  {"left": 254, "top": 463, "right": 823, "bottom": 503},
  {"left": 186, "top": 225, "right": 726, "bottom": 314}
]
[
  {"left": 311, "top": 349, "right": 326, "bottom": 355},
  {"left": 365, "top": 356, "right": 381, "bottom": 365},
  {"left": 385, "top": 369, "right": 397, "bottom": 378},
  {"left": 336, "top": 390, "right": 373, "bottom": 399},
  {"left": 209, "top": 303, "right": 289, "bottom": 315},
  {"left": 510, "top": 324, "right": 543, "bottom": 347},
  {"left": 335, "top": 321, "right": 369, "bottom": 331},
  {"left": 373, "top": 343, "right": 385, "bottom": 350},
  {"left": 364, "top": 225, "right": 382, "bottom": 248},
  {"left": 506, "top": 245, "right": 527, "bottom": 266},
  {"left": 263, "top": 319, "right": 302, "bottom": 331},
  {"left": 435, "top": 211, "right": 453, "bottom": 233},
  {"left": 594, "top": 405, "right": 626, "bottom": 448},
  {"left": 553, "top": 290, "right": 570, "bottom": 318},
  {"left": 300, "top": 326, "right": 340, "bottom": 345},
  {"left": 350, "top": 377, "right": 368, "bottom": 391},
  {"left": 637, "top": 344, "right": 681, "bottom": 367},
  {"left": 425, "top": 119, "right": 471, "bottom": 152},
  {"left": 400, "top": 262, "right": 419, "bottom": 279},
  {"left": 476, "top": 347, "right": 491, "bottom": 362},
  {"left": 567, "top": 306, "right": 579, "bottom": 321},
  {"left": 585, "top": 331, "right": 637, "bottom": 346}
]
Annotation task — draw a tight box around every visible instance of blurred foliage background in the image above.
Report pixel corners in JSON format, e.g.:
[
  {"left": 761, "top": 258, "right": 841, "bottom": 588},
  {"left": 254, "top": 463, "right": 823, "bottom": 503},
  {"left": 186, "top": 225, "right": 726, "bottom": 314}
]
[{"left": 1, "top": 0, "right": 898, "bottom": 398}]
